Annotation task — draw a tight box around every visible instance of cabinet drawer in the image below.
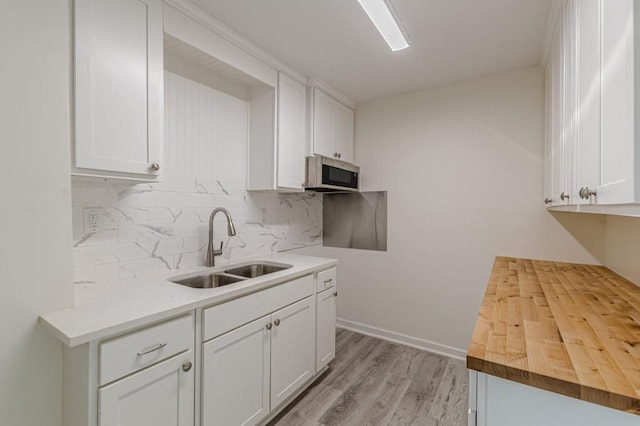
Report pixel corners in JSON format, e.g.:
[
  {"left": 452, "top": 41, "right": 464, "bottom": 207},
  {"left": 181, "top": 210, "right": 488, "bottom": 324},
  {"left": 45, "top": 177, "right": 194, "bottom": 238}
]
[
  {"left": 203, "top": 275, "right": 314, "bottom": 341},
  {"left": 100, "top": 314, "right": 193, "bottom": 385},
  {"left": 316, "top": 268, "right": 336, "bottom": 293}
]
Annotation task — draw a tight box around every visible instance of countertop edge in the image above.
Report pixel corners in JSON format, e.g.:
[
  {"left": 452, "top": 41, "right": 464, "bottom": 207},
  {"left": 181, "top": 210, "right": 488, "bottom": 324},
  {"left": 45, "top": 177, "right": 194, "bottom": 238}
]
[{"left": 467, "top": 354, "right": 640, "bottom": 415}]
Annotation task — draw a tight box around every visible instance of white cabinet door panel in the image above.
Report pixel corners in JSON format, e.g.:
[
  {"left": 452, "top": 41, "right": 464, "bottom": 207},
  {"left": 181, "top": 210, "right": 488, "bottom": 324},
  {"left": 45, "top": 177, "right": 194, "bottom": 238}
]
[
  {"left": 75, "top": 0, "right": 162, "bottom": 177},
  {"left": 333, "top": 102, "right": 354, "bottom": 164},
  {"left": 599, "top": 0, "right": 635, "bottom": 203},
  {"left": 311, "top": 88, "right": 355, "bottom": 163},
  {"left": 315, "top": 288, "right": 336, "bottom": 371},
  {"left": 550, "top": 22, "right": 566, "bottom": 206},
  {"left": 573, "top": 0, "right": 601, "bottom": 204},
  {"left": 98, "top": 351, "right": 194, "bottom": 426},
  {"left": 270, "top": 296, "right": 315, "bottom": 408},
  {"left": 202, "top": 316, "right": 271, "bottom": 426},
  {"left": 312, "top": 89, "right": 335, "bottom": 159},
  {"left": 277, "top": 73, "right": 306, "bottom": 189}
]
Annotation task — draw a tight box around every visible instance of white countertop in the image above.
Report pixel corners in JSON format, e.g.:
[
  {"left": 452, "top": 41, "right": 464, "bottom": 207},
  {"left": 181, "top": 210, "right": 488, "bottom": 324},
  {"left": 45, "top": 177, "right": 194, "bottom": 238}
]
[{"left": 40, "top": 253, "right": 337, "bottom": 347}]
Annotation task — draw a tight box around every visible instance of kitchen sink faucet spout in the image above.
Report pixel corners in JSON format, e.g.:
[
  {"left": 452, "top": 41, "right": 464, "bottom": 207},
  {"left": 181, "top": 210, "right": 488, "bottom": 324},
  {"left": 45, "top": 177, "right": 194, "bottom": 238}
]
[{"left": 206, "top": 207, "right": 236, "bottom": 267}]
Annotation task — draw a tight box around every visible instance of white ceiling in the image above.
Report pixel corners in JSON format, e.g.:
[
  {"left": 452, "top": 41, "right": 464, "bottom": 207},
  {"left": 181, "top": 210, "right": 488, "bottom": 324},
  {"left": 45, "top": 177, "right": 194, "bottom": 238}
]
[{"left": 191, "top": 0, "right": 553, "bottom": 103}]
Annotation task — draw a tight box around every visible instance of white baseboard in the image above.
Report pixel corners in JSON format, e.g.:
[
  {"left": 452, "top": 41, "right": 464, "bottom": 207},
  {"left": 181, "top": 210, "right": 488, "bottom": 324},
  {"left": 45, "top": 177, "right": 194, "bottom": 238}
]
[{"left": 336, "top": 318, "right": 467, "bottom": 361}]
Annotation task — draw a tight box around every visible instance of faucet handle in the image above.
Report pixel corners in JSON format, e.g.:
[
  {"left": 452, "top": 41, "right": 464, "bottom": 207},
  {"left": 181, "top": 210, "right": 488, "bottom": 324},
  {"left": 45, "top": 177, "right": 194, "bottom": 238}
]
[{"left": 213, "top": 241, "right": 223, "bottom": 256}]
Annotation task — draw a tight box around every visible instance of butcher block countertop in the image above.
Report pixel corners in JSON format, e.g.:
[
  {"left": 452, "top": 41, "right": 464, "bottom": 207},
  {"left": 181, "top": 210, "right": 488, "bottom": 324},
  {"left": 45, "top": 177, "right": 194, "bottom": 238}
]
[{"left": 467, "top": 257, "right": 640, "bottom": 415}]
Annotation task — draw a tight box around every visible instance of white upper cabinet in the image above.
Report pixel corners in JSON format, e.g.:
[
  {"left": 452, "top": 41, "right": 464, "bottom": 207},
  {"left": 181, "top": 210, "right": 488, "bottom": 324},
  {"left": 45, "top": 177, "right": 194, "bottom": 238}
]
[
  {"left": 544, "top": 0, "right": 640, "bottom": 214},
  {"left": 277, "top": 73, "right": 307, "bottom": 190},
  {"left": 573, "top": 0, "right": 602, "bottom": 205},
  {"left": 310, "top": 88, "right": 355, "bottom": 164},
  {"left": 599, "top": 0, "right": 635, "bottom": 204},
  {"left": 246, "top": 72, "right": 307, "bottom": 192},
  {"left": 546, "top": 9, "right": 569, "bottom": 207},
  {"left": 73, "top": 0, "right": 163, "bottom": 180}
]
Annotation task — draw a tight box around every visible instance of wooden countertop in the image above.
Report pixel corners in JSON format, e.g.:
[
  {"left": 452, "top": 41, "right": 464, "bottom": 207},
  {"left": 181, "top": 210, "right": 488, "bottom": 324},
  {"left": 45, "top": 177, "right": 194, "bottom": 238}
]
[{"left": 467, "top": 257, "right": 640, "bottom": 415}]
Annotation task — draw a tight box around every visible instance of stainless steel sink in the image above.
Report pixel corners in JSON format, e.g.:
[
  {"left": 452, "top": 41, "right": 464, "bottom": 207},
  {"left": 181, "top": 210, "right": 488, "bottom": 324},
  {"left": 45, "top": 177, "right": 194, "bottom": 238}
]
[
  {"left": 170, "top": 273, "right": 245, "bottom": 289},
  {"left": 224, "top": 263, "right": 292, "bottom": 278},
  {"left": 169, "top": 262, "right": 292, "bottom": 289}
]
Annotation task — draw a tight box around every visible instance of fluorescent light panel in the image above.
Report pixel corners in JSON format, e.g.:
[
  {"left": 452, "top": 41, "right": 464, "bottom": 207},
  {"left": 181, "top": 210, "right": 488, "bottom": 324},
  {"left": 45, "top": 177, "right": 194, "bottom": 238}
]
[{"left": 357, "top": 0, "right": 409, "bottom": 51}]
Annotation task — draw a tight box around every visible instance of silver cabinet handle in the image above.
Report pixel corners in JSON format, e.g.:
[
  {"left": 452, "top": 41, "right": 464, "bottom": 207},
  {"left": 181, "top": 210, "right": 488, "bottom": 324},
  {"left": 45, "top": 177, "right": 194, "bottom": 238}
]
[
  {"left": 182, "top": 361, "right": 192, "bottom": 372},
  {"left": 544, "top": 198, "right": 552, "bottom": 205},
  {"left": 274, "top": 319, "right": 281, "bottom": 326},
  {"left": 333, "top": 291, "right": 338, "bottom": 297},
  {"left": 150, "top": 162, "right": 160, "bottom": 171},
  {"left": 579, "top": 187, "right": 597, "bottom": 199},
  {"left": 560, "top": 192, "right": 570, "bottom": 201},
  {"left": 266, "top": 323, "right": 272, "bottom": 330},
  {"left": 137, "top": 342, "right": 167, "bottom": 356},
  {"left": 324, "top": 279, "right": 333, "bottom": 285}
]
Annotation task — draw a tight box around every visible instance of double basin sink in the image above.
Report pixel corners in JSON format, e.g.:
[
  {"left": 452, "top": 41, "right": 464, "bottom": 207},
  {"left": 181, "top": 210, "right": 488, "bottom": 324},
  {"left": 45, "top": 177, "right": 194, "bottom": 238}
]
[{"left": 170, "top": 262, "right": 292, "bottom": 289}]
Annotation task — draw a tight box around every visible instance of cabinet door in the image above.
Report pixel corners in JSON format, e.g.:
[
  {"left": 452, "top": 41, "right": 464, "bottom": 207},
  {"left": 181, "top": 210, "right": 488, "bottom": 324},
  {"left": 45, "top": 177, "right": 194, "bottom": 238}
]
[
  {"left": 98, "top": 351, "right": 194, "bottom": 426},
  {"left": 544, "top": 61, "right": 554, "bottom": 206},
  {"left": 550, "top": 18, "right": 566, "bottom": 206},
  {"left": 599, "top": 0, "right": 635, "bottom": 204},
  {"left": 334, "top": 101, "right": 355, "bottom": 163},
  {"left": 202, "top": 316, "right": 271, "bottom": 426},
  {"left": 312, "top": 89, "right": 337, "bottom": 159},
  {"left": 270, "top": 297, "right": 315, "bottom": 408},
  {"left": 561, "top": 0, "right": 576, "bottom": 205},
  {"left": 573, "top": 0, "right": 601, "bottom": 204},
  {"left": 316, "top": 288, "right": 336, "bottom": 371},
  {"left": 277, "top": 73, "right": 306, "bottom": 190},
  {"left": 74, "top": 0, "right": 163, "bottom": 178}
]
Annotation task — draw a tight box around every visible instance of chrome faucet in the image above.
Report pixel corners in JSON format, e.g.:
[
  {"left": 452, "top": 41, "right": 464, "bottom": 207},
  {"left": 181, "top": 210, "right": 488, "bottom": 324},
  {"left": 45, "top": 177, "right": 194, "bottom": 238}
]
[{"left": 206, "top": 207, "right": 237, "bottom": 267}]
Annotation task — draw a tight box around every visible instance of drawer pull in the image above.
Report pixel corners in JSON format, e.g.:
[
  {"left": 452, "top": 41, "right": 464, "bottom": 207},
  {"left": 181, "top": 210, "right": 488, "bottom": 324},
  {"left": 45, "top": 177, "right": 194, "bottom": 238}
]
[
  {"left": 182, "top": 361, "right": 192, "bottom": 372},
  {"left": 274, "top": 319, "right": 281, "bottom": 326},
  {"left": 324, "top": 279, "right": 333, "bottom": 285},
  {"left": 136, "top": 342, "right": 167, "bottom": 356}
]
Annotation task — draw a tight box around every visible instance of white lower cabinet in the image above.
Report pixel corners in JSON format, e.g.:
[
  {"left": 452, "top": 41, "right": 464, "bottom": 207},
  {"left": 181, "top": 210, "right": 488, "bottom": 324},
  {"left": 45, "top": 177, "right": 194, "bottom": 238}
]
[
  {"left": 270, "top": 297, "right": 315, "bottom": 407},
  {"left": 469, "top": 371, "right": 639, "bottom": 426},
  {"left": 99, "top": 352, "right": 194, "bottom": 426},
  {"left": 62, "top": 267, "right": 338, "bottom": 426},
  {"left": 315, "top": 268, "right": 337, "bottom": 372},
  {"left": 202, "top": 296, "right": 315, "bottom": 426},
  {"left": 202, "top": 316, "right": 271, "bottom": 426},
  {"left": 63, "top": 314, "right": 195, "bottom": 426}
]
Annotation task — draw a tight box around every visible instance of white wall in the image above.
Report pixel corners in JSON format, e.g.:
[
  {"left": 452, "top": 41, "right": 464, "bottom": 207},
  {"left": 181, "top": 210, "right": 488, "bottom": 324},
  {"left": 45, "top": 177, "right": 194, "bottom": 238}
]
[
  {"left": 299, "top": 67, "right": 604, "bottom": 354},
  {"left": 0, "top": 1, "right": 74, "bottom": 425}
]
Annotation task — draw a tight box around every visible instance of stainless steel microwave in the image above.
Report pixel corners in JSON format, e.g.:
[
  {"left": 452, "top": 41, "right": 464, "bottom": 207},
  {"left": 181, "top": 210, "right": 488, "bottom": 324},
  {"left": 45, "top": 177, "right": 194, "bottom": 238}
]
[{"left": 305, "top": 156, "right": 359, "bottom": 192}]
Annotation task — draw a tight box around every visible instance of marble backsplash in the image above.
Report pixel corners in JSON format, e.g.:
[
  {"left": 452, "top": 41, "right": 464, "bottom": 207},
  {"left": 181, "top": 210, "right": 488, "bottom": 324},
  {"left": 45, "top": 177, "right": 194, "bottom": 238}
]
[
  {"left": 72, "top": 65, "right": 323, "bottom": 284},
  {"left": 72, "top": 178, "right": 322, "bottom": 284}
]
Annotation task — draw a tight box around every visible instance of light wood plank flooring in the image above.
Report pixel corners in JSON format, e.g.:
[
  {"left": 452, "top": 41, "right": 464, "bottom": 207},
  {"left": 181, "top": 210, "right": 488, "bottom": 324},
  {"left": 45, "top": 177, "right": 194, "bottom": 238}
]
[{"left": 269, "top": 329, "right": 468, "bottom": 426}]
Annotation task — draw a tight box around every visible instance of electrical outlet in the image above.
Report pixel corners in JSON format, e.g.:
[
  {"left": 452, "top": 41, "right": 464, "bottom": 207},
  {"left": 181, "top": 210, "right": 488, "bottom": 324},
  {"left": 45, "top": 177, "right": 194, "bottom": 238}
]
[{"left": 84, "top": 209, "right": 100, "bottom": 233}]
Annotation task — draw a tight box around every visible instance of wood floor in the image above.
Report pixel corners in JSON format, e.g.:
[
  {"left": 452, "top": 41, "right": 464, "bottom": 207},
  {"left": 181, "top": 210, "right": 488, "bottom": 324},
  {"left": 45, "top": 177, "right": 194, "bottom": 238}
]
[{"left": 268, "top": 329, "right": 469, "bottom": 426}]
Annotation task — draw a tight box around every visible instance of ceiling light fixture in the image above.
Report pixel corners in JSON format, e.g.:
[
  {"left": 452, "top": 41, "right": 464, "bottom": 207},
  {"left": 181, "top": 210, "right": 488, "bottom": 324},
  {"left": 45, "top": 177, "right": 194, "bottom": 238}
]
[{"left": 357, "top": 0, "right": 409, "bottom": 52}]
